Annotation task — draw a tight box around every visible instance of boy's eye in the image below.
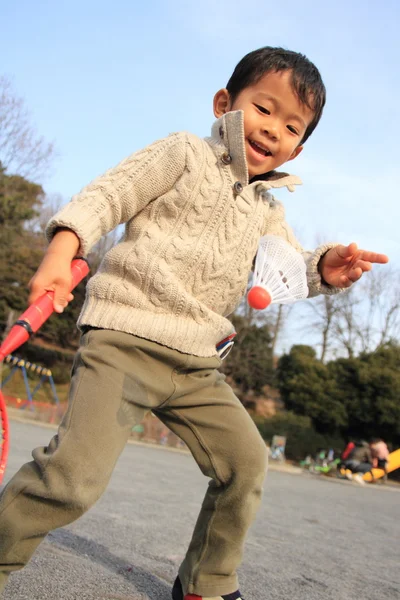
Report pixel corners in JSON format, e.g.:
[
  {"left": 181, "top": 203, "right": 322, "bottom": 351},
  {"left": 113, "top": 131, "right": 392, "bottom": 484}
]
[
  {"left": 287, "top": 125, "right": 299, "bottom": 135},
  {"left": 255, "top": 104, "right": 270, "bottom": 115}
]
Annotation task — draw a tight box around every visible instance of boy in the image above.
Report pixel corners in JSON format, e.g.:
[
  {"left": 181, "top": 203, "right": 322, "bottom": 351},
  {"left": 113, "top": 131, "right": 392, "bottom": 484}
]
[{"left": 0, "top": 47, "right": 388, "bottom": 599}]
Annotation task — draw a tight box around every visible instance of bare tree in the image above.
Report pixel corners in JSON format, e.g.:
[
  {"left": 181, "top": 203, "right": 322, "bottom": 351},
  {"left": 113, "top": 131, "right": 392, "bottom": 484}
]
[
  {"left": 297, "top": 294, "right": 342, "bottom": 361},
  {"left": 334, "top": 266, "right": 400, "bottom": 355},
  {"left": 0, "top": 75, "right": 55, "bottom": 180},
  {"left": 331, "top": 287, "right": 360, "bottom": 358},
  {"left": 268, "top": 304, "right": 295, "bottom": 356},
  {"left": 25, "top": 192, "right": 64, "bottom": 236},
  {"left": 299, "top": 267, "right": 400, "bottom": 359}
]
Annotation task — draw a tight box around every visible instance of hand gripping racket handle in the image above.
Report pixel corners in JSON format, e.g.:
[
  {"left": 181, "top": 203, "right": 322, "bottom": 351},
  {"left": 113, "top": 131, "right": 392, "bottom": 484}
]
[
  {"left": 0, "top": 257, "right": 90, "bottom": 361},
  {"left": 18, "top": 257, "right": 90, "bottom": 332}
]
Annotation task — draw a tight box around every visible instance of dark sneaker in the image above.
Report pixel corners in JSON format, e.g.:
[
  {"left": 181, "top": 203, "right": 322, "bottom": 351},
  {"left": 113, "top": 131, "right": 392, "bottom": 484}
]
[{"left": 172, "top": 576, "right": 244, "bottom": 600}]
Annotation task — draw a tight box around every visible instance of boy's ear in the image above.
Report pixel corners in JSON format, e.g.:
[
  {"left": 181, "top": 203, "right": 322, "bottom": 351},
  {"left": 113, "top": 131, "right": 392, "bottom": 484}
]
[
  {"left": 287, "top": 145, "right": 304, "bottom": 162},
  {"left": 213, "top": 89, "right": 231, "bottom": 118}
]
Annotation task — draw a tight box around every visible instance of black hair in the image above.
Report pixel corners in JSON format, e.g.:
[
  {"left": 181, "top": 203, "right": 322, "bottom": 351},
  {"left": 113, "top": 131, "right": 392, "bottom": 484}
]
[{"left": 226, "top": 47, "right": 326, "bottom": 144}]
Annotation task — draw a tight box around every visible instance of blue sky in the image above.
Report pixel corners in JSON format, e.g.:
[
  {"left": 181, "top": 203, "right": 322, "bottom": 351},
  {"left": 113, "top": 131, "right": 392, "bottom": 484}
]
[{"left": 2, "top": 0, "right": 399, "bottom": 269}]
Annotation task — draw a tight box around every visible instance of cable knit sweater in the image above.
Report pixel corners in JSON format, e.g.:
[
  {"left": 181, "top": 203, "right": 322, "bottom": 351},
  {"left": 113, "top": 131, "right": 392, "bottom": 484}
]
[{"left": 47, "top": 110, "right": 339, "bottom": 357}]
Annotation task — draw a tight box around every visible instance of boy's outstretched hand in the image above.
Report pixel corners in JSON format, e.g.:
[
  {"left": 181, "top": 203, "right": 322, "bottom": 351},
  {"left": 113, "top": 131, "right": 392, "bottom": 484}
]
[{"left": 319, "top": 242, "right": 389, "bottom": 288}]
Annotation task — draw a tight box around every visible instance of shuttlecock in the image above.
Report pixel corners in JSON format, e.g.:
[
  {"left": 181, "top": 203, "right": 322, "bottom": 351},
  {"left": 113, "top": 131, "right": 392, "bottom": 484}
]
[{"left": 247, "top": 235, "right": 309, "bottom": 310}]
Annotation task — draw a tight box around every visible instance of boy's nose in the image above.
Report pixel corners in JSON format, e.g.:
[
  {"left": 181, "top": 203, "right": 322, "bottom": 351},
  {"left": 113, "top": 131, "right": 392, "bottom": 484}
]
[{"left": 263, "top": 123, "right": 280, "bottom": 141}]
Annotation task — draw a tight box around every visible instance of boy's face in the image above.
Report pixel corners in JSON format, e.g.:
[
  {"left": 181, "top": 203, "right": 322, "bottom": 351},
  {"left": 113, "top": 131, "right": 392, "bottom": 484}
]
[{"left": 214, "top": 70, "right": 315, "bottom": 178}]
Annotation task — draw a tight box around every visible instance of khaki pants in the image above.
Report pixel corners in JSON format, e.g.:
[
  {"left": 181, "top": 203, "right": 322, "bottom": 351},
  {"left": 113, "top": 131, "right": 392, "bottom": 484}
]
[{"left": 0, "top": 329, "right": 267, "bottom": 597}]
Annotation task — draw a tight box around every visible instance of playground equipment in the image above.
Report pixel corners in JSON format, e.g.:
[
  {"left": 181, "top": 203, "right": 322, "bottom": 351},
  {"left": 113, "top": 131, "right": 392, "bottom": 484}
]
[
  {"left": 1, "top": 354, "right": 60, "bottom": 408},
  {"left": 363, "top": 448, "right": 400, "bottom": 482}
]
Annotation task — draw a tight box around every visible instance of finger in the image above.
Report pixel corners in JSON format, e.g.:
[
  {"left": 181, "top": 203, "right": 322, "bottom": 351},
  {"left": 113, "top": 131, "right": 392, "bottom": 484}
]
[
  {"left": 337, "top": 242, "right": 358, "bottom": 259},
  {"left": 339, "top": 275, "right": 354, "bottom": 288},
  {"left": 54, "top": 286, "right": 71, "bottom": 313},
  {"left": 347, "top": 266, "right": 363, "bottom": 282},
  {"left": 354, "top": 260, "right": 372, "bottom": 273},
  {"left": 360, "top": 251, "right": 389, "bottom": 264},
  {"left": 28, "top": 280, "right": 54, "bottom": 306}
]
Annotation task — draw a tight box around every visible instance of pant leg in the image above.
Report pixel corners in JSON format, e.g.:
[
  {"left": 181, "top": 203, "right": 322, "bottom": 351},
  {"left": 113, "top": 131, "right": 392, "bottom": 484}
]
[
  {"left": 156, "top": 353, "right": 268, "bottom": 597},
  {"left": 0, "top": 329, "right": 178, "bottom": 584},
  {"left": 354, "top": 462, "right": 373, "bottom": 475}
]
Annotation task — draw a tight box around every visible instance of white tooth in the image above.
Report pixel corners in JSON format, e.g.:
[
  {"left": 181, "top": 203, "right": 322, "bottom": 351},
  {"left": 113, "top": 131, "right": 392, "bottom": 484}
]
[{"left": 255, "top": 142, "right": 267, "bottom": 153}]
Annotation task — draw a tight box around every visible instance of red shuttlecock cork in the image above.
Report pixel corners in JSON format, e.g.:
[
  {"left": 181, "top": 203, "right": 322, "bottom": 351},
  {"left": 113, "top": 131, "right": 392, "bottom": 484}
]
[
  {"left": 248, "top": 235, "right": 309, "bottom": 310},
  {"left": 0, "top": 258, "right": 90, "bottom": 361},
  {"left": 247, "top": 286, "right": 272, "bottom": 310}
]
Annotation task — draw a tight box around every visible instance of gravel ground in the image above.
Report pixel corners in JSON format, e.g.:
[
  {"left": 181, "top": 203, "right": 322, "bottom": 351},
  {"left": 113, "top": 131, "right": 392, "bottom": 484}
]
[{"left": 1, "top": 419, "right": 399, "bottom": 600}]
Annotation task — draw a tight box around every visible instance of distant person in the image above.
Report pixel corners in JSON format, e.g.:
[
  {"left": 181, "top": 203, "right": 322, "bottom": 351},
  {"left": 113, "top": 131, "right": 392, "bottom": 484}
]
[
  {"left": 337, "top": 440, "right": 355, "bottom": 472},
  {"left": 370, "top": 438, "right": 390, "bottom": 482},
  {"left": 0, "top": 47, "right": 389, "bottom": 600},
  {"left": 327, "top": 448, "right": 335, "bottom": 463},
  {"left": 315, "top": 448, "right": 328, "bottom": 467},
  {"left": 345, "top": 440, "right": 375, "bottom": 485},
  {"left": 341, "top": 440, "right": 355, "bottom": 461}
]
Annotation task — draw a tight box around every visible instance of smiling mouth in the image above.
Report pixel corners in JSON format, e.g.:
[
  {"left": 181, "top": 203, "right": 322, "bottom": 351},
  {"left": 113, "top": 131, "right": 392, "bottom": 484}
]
[{"left": 248, "top": 139, "right": 272, "bottom": 157}]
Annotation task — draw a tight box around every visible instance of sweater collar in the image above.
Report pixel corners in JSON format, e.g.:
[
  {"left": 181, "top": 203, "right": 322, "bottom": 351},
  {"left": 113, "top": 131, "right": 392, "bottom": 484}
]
[{"left": 208, "top": 110, "right": 302, "bottom": 193}]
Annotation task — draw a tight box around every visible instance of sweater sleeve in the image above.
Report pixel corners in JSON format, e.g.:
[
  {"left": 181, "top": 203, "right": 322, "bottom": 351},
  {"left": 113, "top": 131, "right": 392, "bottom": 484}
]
[
  {"left": 265, "top": 200, "right": 343, "bottom": 298},
  {"left": 46, "top": 132, "right": 188, "bottom": 255}
]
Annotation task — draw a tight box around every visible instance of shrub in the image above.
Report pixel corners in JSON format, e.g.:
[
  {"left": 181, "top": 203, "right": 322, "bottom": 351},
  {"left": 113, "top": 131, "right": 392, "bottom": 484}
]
[{"left": 254, "top": 411, "right": 344, "bottom": 461}]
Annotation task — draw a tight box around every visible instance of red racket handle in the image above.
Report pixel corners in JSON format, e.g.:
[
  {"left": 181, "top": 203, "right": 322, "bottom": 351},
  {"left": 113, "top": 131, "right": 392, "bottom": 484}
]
[
  {"left": 0, "top": 258, "right": 89, "bottom": 361},
  {"left": 0, "top": 391, "right": 10, "bottom": 484}
]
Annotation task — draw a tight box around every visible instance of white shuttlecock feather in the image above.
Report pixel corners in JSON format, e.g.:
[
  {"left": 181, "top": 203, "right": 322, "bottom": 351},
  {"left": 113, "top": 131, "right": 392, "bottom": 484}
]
[{"left": 248, "top": 235, "right": 309, "bottom": 310}]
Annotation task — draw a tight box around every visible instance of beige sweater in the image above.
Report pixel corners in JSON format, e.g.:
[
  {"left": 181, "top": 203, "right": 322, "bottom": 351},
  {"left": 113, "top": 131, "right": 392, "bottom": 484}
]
[{"left": 47, "top": 110, "right": 338, "bottom": 357}]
